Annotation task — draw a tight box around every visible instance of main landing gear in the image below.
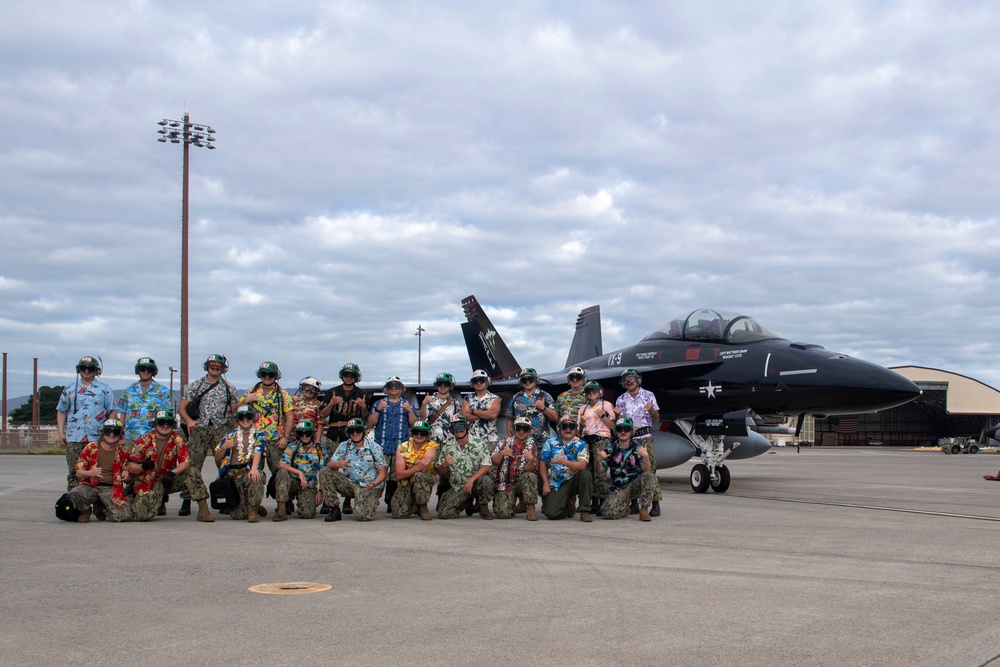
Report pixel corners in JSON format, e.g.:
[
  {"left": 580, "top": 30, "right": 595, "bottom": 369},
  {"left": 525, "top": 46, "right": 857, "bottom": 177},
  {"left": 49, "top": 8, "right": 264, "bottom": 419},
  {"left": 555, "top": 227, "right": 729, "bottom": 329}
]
[{"left": 676, "top": 420, "right": 738, "bottom": 494}]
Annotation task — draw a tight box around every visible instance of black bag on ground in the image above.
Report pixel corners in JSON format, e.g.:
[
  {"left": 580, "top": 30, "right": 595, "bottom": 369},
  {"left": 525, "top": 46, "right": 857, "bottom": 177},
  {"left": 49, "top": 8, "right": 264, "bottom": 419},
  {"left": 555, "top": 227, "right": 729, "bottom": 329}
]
[
  {"left": 55, "top": 493, "right": 80, "bottom": 522},
  {"left": 209, "top": 476, "right": 240, "bottom": 510}
]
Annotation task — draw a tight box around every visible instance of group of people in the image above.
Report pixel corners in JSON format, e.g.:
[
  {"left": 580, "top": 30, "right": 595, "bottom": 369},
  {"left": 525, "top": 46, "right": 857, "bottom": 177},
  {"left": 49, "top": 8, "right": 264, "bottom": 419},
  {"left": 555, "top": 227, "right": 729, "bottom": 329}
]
[{"left": 57, "top": 354, "right": 663, "bottom": 524}]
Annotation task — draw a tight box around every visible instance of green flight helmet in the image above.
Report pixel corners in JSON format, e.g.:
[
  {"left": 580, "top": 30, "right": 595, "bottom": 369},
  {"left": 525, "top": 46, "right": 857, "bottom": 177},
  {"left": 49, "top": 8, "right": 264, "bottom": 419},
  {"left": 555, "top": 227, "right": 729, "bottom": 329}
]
[
  {"left": 135, "top": 357, "right": 158, "bottom": 376},
  {"left": 295, "top": 419, "right": 316, "bottom": 435},
  {"left": 584, "top": 381, "right": 603, "bottom": 394},
  {"left": 435, "top": 372, "right": 455, "bottom": 386},
  {"left": 621, "top": 368, "right": 642, "bottom": 387},
  {"left": 615, "top": 416, "right": 634, "bottom": 430},
  {"left": 410, "top": 420, "right": 431, "bottom": 435},
  {"left": 204, "top": 353, "right": 229, "bottom": 372},
  {"left": 339, "top": 363, "right": 362, "bottom": 381},
  {"left": 256, "top": 361, "right": 281, "bottom": 380},
  {"left": 152, "top": 408, "right": 176, "bottom": 427}
]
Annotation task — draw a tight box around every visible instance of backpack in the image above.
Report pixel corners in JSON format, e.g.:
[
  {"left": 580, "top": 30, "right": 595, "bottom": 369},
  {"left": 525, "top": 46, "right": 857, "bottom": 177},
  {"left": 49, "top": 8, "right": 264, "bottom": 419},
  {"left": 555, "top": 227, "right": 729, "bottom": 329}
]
[{"left": 55, "top": 493, "right": 80, "bottom": 522}]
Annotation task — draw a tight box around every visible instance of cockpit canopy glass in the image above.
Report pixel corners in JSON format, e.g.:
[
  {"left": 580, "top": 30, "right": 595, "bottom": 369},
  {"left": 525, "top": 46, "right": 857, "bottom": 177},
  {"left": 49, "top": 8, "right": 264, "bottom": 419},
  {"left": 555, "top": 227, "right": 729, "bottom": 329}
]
[{"left": 641, "top": 309, "right": 781, "bottom": 344}]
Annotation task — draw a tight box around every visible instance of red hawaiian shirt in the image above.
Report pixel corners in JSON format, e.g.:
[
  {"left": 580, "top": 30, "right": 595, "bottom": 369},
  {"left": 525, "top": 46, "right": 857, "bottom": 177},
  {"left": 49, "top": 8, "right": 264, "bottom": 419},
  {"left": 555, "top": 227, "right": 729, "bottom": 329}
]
[
  {"left": 75, "top": 442, "right": 130, "bottom": 508},
  {"left": 129, "top": 431, "right": 189, "bottom": 496}
]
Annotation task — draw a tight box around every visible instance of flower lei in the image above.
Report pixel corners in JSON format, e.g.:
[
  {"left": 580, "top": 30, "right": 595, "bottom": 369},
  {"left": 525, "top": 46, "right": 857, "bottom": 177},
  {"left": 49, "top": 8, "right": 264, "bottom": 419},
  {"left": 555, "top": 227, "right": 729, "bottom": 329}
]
[{"left": 234, "top": 426, "right": 259, "bottom": 464}]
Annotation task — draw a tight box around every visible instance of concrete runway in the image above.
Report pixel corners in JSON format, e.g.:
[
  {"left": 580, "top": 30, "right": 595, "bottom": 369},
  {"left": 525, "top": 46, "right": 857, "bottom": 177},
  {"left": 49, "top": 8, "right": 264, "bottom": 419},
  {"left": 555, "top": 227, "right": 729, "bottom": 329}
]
[{"left": 2, "top": 448, "right": 1000, "bottom": 667}]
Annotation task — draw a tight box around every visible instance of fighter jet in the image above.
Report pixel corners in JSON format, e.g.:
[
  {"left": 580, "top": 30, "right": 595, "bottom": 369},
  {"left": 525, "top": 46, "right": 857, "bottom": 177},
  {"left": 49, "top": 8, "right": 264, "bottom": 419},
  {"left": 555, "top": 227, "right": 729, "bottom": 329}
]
[{"left": 460, "top": 295, "right": 922, "bottom": 493}]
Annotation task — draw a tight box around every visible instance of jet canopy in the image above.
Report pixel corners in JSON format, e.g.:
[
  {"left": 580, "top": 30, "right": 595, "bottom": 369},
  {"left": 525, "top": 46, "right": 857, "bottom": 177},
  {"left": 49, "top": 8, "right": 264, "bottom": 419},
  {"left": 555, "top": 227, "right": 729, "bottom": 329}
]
[{"left": 642, "top": 309, "right": 782, "bottom": 344}]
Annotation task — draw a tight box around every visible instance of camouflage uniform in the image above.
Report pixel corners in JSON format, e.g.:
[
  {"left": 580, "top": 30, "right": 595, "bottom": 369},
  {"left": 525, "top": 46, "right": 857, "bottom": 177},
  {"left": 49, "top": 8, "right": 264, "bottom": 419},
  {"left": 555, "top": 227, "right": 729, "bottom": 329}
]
[
  {"left": 68, "top": 485, "right": 134, "bottom": 522},
  {"left": 600, "top": 471, "right": 657, "bottom": 520},
  {"left": 437, "top": 472, "right": 496, "bottom": 519},
  {"left": 436, "top": 435, "right": 495, "bottom": 519},
  {"left": 131, "top": 472, "right": 200, "bottom": 521},
  {"left": 227, "top": 471, "right": 266, "bottom": 521},
  {"left": 493, "top": 472, "right": 539, "bottom": 519},
  {"left": 586, "top": 436, "right": 612, "bottom": 501},
  {"left": 274, "top": 469, "right": 318, "bottom": 519},
  {"left": 180, "top": 424, "right": 229, "bottom": 503},
  {"left": 390, "top": 471, "right": 435, "bottom": 519},
  {"left": 317, "top": 469, "right": 382, "bottom": 521}
]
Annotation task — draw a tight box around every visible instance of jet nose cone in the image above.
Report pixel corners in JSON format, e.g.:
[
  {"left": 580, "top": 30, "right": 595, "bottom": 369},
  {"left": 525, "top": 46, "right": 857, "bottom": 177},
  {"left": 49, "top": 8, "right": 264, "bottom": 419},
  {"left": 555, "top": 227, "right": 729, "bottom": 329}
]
[{"left": 822, "top": 359, "right": 921, "bottom": 414}]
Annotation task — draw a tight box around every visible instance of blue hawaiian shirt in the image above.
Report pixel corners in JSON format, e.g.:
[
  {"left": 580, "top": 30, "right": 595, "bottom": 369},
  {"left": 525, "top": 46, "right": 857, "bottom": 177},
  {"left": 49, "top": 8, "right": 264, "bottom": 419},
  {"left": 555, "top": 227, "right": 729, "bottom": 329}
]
[
  {"left": 57, "top": 379, "right": 116, "bottom": 442},
  {"left": 116, "top": 380, "right": 172, "bottom": 442},
  {"left": 505, "top": 389, "right": 555, "bottom": 443},
  {"left": 332, "top": 438, "right": 387, "bottom": 487},
  {"left": 540, "top": 434, "right": 589, "bottom": 490},
  {"left": 280, "top": 439, "right": 327, "bottom": 484},
  {"left": 370, "top": 398, "right": 415, "bottom": 456}
]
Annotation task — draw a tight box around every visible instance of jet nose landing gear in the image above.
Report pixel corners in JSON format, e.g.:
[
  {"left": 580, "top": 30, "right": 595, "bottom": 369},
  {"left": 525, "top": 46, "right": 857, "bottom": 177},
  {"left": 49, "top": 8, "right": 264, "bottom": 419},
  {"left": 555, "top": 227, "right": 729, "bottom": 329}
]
[{"left": 689, "top": 461, "right": 731, "bottom": 493}]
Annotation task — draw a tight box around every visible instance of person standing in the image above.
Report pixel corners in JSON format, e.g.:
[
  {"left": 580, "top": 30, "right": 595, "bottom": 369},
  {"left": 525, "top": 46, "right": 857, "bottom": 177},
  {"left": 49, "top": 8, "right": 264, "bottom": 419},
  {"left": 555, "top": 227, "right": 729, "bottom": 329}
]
[
  {"left": 555, "top": 367, "right": 589, "bottom": 427},
  {"left": 422, "top": 372, "right": 461, "bottom": 506},
  {"left": 614, "top": 369, "right": 662, "bottom": 516},
  {"left": 116, "top": 357, "right": 172, "bottom": 446},
  {"left": 56, "top": 356, "right": 116, "bottom": 492},
  {"left": 539, "top": 413, "right": 594, "bottom": 522},
  {"left": 505, "top": 368, "right": 557, "bottom": 446},
  {"left": 461, "top": 369, "right": 501, "bottom": 446},
  {"left": 319, "top": 418, "right": 387, "bottom": 522},
  {"left": 596, "top": 417, "right": 656, "bottom": 521},
  {"left": 68, "top": 418, "right": 133, "bottom": 523},
  {"left": 578, "top": 381, "right": 615, "bottom": 516},
  {"left": 319, "top": 362, "right": 369, "bottom": 515},
  {"left": 178, "top": 353, "right": 238, "bottom": 517},
  {"left": 391, "top": 420, "right": 437, "bottom": 520},
  {"left": 490, "top": 416, "right": 539, "bottom": 520},
  {"left": 291, "top": 377, "right": 325, "bottom": 443},
  {"left": 436, "top": 415, "right": 495, "bottom": 520},
  {"left": 273, "top": 419, "right": 326, "bottom": 521},
  {"left": 239, "top": 361, "right": 296, "bottom": 478},
  {"left": 368, "top": 376, "right": 417, "bottom": 510},
  {"left": 214, "top": 405, "right": 267, "bottom": 523}
]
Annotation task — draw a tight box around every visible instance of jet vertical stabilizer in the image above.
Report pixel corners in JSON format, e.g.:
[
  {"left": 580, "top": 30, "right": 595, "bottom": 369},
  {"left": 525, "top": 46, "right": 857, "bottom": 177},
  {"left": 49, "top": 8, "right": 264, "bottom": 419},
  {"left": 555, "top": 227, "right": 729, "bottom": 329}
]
[
  {"left": 564, "top": 305, "right": 602, "bottom": 369},
  {"left": 461, "top": 294, "right": 522, "bottom": 380}
]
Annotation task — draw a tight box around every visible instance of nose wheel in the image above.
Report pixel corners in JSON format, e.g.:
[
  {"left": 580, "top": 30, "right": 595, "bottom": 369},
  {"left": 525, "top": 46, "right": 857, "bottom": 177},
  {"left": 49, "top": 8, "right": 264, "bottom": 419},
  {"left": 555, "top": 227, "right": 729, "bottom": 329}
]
[{"left": 690, "top": 463, "right": 731, "bottom": 493}]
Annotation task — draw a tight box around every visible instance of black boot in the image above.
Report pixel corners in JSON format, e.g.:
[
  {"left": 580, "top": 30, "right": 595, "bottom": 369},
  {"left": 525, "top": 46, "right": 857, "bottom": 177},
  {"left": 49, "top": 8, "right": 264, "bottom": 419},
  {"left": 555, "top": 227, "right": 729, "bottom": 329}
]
[
  {"left": 342, "top": 497, "right": 353, "bottom": 515},
  {"left": 629, "top": 499, "right": 640, "bottom": 515},
  {"left": 219, "top": 507, "right": 230, "bottom": 515},
  {"left": 285, "top": 500, "right": 295, "bottom": 515},
  {"left": 591, "top": 497, "right": 602, "bottom": 517},
  {"left": 650, "top": 500, "right": 661, "bottom": 517},
  {"left": 320, "top": 504, "right": 330, "bottom": 514},
  {"left": 178, "top": 499, "right": 192, "bottom": 516},
  {"left": 157, "top": 502, "right": 167, "bottom": 516},
  {"left": 324, "top": 505, "right": 342, "bottom": 522},
  {"left": 384, "top": 481, "right": 397, "bottom": 513}
]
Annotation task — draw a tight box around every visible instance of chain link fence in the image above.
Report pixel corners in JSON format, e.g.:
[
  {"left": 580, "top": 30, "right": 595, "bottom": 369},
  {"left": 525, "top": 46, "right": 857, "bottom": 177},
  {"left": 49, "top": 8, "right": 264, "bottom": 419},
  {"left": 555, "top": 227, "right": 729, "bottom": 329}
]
[{"left": 0, "top": 428, "right": 61, "bottom": 453}]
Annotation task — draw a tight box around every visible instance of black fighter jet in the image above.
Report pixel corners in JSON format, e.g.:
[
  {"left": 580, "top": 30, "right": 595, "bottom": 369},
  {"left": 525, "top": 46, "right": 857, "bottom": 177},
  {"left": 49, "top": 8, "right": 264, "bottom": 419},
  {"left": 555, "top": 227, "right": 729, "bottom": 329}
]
[{"left": 460, "top": 295, "right": 922, "bottom": 493}]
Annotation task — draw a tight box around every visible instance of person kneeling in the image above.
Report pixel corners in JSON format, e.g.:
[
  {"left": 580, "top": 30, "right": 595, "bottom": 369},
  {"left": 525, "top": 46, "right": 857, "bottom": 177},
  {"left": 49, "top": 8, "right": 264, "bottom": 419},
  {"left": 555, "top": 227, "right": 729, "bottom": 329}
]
[
  {"left": 596, "top": 418, "right": 656, "bottom": 521},
  {"left": 540, "top": 413, "right": 594, "bottom": 522},
  {"left": 273, "top": 419, "right": 326, "bottom": 521},
  {"left": 318, "top": 418, "right": 387, "bottom": 522},
  {"left": 129, "top": 409, "right": 207, "bottom": 522},
  {"left": 214, "top": 405, "right": 267, "bottom": 522},
  {"left": 391, "top": 421, "right": 438, "bottom": 520},
  {"left": 69, "top": 419, "right": 133, "bottom": 523},
  {"left": 436, "top": 415, "right": 495, "bottom": 520},
  {"left": 490, "top": 416, "right": 539, "bottom": 520}
]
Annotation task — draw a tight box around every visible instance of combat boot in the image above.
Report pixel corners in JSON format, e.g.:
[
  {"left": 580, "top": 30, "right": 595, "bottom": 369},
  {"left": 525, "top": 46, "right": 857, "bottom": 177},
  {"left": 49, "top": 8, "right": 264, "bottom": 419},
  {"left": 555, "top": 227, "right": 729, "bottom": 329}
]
[
  {"left": 196, "top": 499, "right": 215, "bottom": 523},
  {"left": 639, "top": 506, "right": 652, "bottom": 522},
  {"left": 579, "top": 511, "right": 592, "bottom": 523},
  {"left": 256, "top": 505, "right": 268, "bottom": 517},
  {"left": 77, "top": 508, "right": 92, "bottom": 523},
  {"left": 178, "top": 499, "right": 192, "bottom": 516},
  {"left": 418, "top": 504, "right": 432, "bottom": 521},
  {"left": 525, "top": 505, "right": 538, "bottom": 521},
  {"left": 515, "top": 500, "right": 527, "bottom": 514},
  {"left": 629, "top": 499, "right": 640, "bottom": 515},
  {"left": 479, "top": 503, "right": 494, "bottom": 520},
  {"left": 93, "top": 504, "right": 106, "bottom": 521},
  {"left": 247, "top": 506, "right": 259, "bottom": 523},
  {"left": 650, "top": 501, "right": 661, "bottom": 517},
  {"left": 272, "top": 502, "right": 287, "bottom": 522},
  {"left": 342, "top": 498, "right": 353, "bottom": 515},
  {"left": 324, "top": 505, "right": 342, "bottom": 522},
  {"left": 566, "top": 496, "right": 576, "bottom": 519}
]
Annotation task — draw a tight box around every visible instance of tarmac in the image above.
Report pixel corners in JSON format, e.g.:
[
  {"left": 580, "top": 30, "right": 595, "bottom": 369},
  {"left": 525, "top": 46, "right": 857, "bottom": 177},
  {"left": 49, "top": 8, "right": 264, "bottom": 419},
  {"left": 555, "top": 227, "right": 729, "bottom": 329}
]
[{"left": 2, "top": 447, "right": 1000, "bottom": 667}]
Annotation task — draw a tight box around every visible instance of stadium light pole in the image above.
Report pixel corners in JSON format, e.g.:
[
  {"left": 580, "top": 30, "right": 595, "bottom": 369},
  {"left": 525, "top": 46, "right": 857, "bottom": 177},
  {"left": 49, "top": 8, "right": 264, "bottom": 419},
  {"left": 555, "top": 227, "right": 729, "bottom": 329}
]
[
  {"left": 156, "top": 113, "right": 217, "bottom": 392},
  {"left": 415, "top": 325, "right": 425, "bottom": 384}
]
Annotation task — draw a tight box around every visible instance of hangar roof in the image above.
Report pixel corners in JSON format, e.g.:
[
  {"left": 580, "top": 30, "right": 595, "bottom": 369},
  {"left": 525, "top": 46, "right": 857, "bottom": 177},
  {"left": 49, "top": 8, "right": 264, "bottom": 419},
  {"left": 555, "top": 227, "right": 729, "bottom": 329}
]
[{"left": 891, "top": 366, "right": 1000, "bottom": 414}]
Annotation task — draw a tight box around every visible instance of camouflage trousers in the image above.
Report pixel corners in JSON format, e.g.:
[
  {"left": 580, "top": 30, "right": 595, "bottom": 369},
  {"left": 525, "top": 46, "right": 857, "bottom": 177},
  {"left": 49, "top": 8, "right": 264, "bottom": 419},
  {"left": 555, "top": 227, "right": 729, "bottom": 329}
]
[
  {"left": 228, "top": 470, "right": 266, "bottom": 521},
  {"left": 390, "top": 471, "right": 435, "bottom": 519},
  {"left": 587, "top": 436, "right": 611, "bottom": 501},
  {"left": 274, "top": 469, "right": 319, "bottom": 519},
  {"left": 264, "top": 439, "right": 285, "bottom": 475},
  {"left": 69, "top": 484, "right": 133, "bottom": 522},
  {"left": 318, "top": 468, "right": 383, "bottom": 521},
  {"left": 600, "top": 471, "right": 657, "bottom": 520},
  {"left": 180, "top": 424, "right": 228, "bottom": 501},
  {"left": 132, "top": 469, "right": 201, "bottom": 522},
  {"left": 65, "top": 441, "right": 86, "bottom": 492},
  {"left": 437, "top": 472, "right": 496, "bottom": 519},
  {"left": 543, "top": 469, "right": 594, "bottom": 520},
  {"left": 493, "top": 472, "right": 539, "bottom": 519},
  {"left": 634, "top": 436, "right": 662, "bottom": 501}
]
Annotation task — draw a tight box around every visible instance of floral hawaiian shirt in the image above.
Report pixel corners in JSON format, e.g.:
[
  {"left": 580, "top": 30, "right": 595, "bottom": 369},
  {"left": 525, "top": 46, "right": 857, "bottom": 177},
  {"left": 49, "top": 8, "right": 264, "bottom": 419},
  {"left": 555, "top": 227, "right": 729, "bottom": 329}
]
[
  {"left": 280, "top": 439, "right": 327, "bottom": 484},
  {"left": 331, "top": 438, "right": 386, "bottom": 487},
  {"left": 505, "top": 389, "right": 555, "bottom": 443},
  {"left": 540, "top": 435, "right": 588, "bottom": 490},
  {"left": 216, "top": 428, "right": 267, "bottom": 475},
  {"left": 116, "top": 380, "right": 172, "bottom": 442},
  {"left": 241, "top": 385, "right": 295, "bottom": 440},
  {"left": 371, "top": 398, "right": 416, "bottom": 455},
  {"left": 423, "top": 393, "right": 460, "bottom": 446},
  {"left": 437, "top": 435, "right": 492, "bottom": 487},
  {"left": 57, "top": 379, "right": 116, "bottom": 442},
  {"left": 395, "top": 437, "right": 438, "bottom": 485},
  {"left": 607, "top": 441, "right": 646, "bottom": 492},
  {"left": 578, "top": 400, "right": 615, "bottom": 438},
  {"left": 615, "top": 388, "right": 659, "bottom": 439},
  {"left": 291, "top": 395, "right": 323, "bottom": 425},
  {"left": 491, "top": 435, "right": 537, "bottom": 492},
  {"left": 555, "top": 389, "right": 588, "bottom": 426},
  {"left": 75, "top": 442, "right": 130, "bottom": 507},
  {"left": 183, "top": 376, "right": 238, "bottom": 427},
  {"left": 464, "top": 391, "right": 500, "bottom": 443},
  {"left": 129, "top": 431, "right": 189, "bottom": 496}
]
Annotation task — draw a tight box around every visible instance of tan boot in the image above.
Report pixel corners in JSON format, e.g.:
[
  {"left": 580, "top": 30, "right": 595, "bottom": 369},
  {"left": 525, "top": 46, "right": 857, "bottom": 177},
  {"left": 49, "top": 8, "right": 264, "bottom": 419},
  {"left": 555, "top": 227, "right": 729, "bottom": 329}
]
[
  {"left": 515, "top": 500, "right": 527, "bottom": 514},
  {"left": 639, "top": 506, "right": 652, "bottom": 522},
  {"left": 256, "top": 505, "right": 268, "bottom": 517},
  {"left": 418, "top": 504, "right": 432, "bottom": 521},
  {"left": 77, "top": 508, "right": 91, "bottom": 523},
  {"left": 525, "top": 505, "right": 538, "bottom": 521},
  {"left": 272, "top": 502, "right": 287, "bottom": 522},
  {"left": 248, "top": 506, "right": 259, "bottom": 523},
  {"left": 196, "top": 499, "right": 215, "bottom": 523},
  {"left": 566, "top": 496, "right": 576, "bottom": 519},
  {"left": 479, "top": 503, "right": 494, "bottom": 520},
  {"left": 579, "top": 511, "right": 592, "bottom": 523}
]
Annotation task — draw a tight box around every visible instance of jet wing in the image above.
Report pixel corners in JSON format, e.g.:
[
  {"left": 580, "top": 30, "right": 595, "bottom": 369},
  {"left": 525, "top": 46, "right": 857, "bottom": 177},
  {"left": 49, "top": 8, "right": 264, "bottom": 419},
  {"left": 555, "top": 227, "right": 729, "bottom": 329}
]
[{"left": 483, "top": 359, "right": 724, "bottom": 394}]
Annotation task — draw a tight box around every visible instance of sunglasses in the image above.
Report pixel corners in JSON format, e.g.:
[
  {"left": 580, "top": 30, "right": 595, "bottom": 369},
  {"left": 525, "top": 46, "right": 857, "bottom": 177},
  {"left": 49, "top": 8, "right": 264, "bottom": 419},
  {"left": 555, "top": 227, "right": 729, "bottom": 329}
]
[
  {"left": 341, "top": 372, "right": 359, "bottom": 380},
  {"left": 568, "top": 375, "right": 584, "bottom": 382},
  {"left": 513, "top": 425, "right": 531, "bottom": 433},
  {"left": 302, "top": 386, "right": 318, "bottom": 393},
  {"left": 435, "top": 382, "right": 452, "bottom": 387},
  {"left": 385, "top": 383, "right": 403, "bottom": 390},
  {"left": 450, "top": 424, "right": 468, "bottom": 432},
  {"left": 237, "top": 414, "right": 255, "bottom": 422},
  {"left": 560, "top": 424, "right": 577, "bottom": 431},
  {"left": 260, "top": 372, "right": 276, "bottom": 379},
  {"left": 207, "top": 362, "right": 224, "bottom": 369},
  {"left": 295, "top": 430, "right": 314, "bottom": 438},
  {"left": 585, "top": 388, "right": 602, "bottom": 394},
  {"left": 615, "top": 426, "right": 633, "bottom": 433},
  {"left": 78, "top": 366, "right": 98, "bottom": 373},
  {"left": 346, "top": 428, "right": 365, "bottom": 435},
  {"left": 471, "top": 378, "right": 487, "bottom": 384},
  {"left": 138, "top": 367, "right": 155, "bottom": 373},
  {"left": 519, "top": 377, "right": 537, "bottom": 385},
  {"left": 155, "top": 419, "right": 174, "bottom": 427},
  {"left": 102, "top": 428, "right": 123, "bottom": 437},
  {"left": 411, "top": 430, "right": 429, "bottom": 437}
]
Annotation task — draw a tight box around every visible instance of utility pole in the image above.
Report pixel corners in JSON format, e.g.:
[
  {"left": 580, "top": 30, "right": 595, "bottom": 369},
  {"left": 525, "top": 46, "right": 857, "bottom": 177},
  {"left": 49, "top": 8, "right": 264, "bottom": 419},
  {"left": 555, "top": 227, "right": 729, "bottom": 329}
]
[{"left": 415, "top": 325, "right": 426, "bottom": 384}]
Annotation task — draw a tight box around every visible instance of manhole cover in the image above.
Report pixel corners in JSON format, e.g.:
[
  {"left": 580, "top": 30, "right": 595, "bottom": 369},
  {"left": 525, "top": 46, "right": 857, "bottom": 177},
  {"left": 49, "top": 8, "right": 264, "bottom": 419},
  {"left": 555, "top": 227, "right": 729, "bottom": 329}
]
[{"left": 248, "top": 582, "right": 332, "bottom": 595}]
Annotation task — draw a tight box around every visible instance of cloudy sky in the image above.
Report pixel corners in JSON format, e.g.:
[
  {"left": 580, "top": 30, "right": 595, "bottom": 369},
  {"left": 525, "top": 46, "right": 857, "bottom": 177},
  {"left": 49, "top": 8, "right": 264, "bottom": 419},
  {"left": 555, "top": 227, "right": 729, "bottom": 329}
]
[{"left": 2, "top": 0, "right": 999, "bottom": 398}]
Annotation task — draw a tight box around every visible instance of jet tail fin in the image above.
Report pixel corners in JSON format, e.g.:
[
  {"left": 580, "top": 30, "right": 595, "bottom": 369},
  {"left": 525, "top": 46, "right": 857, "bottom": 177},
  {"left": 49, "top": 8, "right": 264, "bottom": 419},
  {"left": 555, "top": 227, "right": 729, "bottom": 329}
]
[
  {"left": 564, "top": 305, "right": 602, "bottom": 368},
  {"left": 461, "top": 295, "right": 522, "bottom": 380}
]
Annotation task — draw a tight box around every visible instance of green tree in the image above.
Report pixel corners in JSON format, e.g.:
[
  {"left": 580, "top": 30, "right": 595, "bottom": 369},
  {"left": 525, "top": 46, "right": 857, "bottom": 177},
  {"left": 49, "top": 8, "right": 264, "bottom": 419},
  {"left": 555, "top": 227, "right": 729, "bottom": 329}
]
[{"left": 9, "top": 386, "right": 65, "bottom": 426}]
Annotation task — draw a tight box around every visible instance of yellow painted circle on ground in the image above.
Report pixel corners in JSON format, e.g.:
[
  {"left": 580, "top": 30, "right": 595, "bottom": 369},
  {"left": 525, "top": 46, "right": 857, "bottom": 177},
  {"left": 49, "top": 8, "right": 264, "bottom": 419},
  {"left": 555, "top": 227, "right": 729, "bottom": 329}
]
[{"left": 248, "top": 582, "right": 332, "bottom": 595}]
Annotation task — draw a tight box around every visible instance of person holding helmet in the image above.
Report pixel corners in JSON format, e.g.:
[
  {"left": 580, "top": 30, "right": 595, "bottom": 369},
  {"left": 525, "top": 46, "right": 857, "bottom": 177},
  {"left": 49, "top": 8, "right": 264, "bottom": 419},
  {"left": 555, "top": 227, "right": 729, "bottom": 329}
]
[
  {"left": 614, "top": 368, "right": 662, "bottom": 517},
  {"left": 239, "top": 362, "right": 296, "bottom": 479},
  {"left": 56, "top": 355, "right": 116, "bottom": 492},
  {"left": 116, "top": 357, "right": 172, "bottom": 445},
  {"left": 128, "top": 409, "right": 207, "bottom": 522},
  {"left": 272, "top": 419, "right": 327, "bottom": 521},
  {"left": 368, "top": 376, "right": 417, "bottom": 510},
  {"left": 68, "top": 418, "right": 134, "bottom": 523},
  {"left": 578, "top": 380, "right": 616, "bottom": 515},
  {"left": 461, "top": 369, "right": 500, "bottom": 446},
  {"left": 319, "top": 418, "right": 387, "bottom": 522},
  {"left": 214, "top": 404, "right": 267, "bottom": 522},
  {"left": 292, "top": 377, "right": 325, "bottom": 443},
  {"left": 421, "top": 373, "right": 461, "bottom": 447},
  {"left": 504, "top": 368, "right": 557, "bottom": 446},
  {"left": 540, "top": 412, "right": 594, "bottom": 522},
  {"left": 436, "top": 414, "right": 495, "bottom": 520},
  {"left": 391, "top": 420, "right": 438, "bottom": 520},
  {"left": 319, "top": 362, "right": 369, "bottom": 515},
  {"left": 555, "top": 367, "right": 589, "bottom": 428},
  {"left": 595, "top": 417, "right": 656, "bottom": 521},
  {"left": 178, "top": 353, "right": 237, "bottom": 517},
  {"left": 491, "top": 416, "right": 539, "bottom": 520}
]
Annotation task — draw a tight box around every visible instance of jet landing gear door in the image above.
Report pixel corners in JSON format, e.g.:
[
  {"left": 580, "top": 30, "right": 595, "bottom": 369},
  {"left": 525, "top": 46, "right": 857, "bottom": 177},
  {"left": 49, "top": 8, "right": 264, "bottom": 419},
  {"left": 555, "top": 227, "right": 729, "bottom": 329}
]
[{"left": 688, "top": 409, "right": 749, "bottom": 494}]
